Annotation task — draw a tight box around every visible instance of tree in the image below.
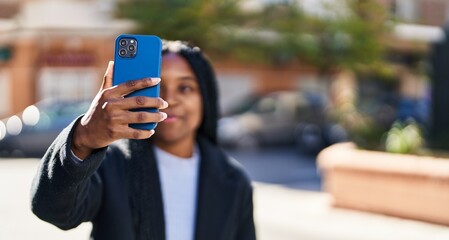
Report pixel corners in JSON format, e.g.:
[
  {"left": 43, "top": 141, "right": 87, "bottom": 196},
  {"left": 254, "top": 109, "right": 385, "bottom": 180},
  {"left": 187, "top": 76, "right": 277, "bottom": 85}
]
[
  {"left": 240, "top": 0, "right": 389, "bottom": 70},
  {"left": 117, "top": 0, "right": 389, "bottom": 70},
  {"left": 116, "top": 0, "right": 241, "bottom": 51}
]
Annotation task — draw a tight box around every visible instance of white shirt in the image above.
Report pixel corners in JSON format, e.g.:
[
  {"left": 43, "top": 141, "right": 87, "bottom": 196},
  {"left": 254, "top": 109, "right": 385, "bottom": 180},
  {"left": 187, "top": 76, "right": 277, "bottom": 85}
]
[{"left": 154, "top": 146, "right": 200, "bottom": 240}]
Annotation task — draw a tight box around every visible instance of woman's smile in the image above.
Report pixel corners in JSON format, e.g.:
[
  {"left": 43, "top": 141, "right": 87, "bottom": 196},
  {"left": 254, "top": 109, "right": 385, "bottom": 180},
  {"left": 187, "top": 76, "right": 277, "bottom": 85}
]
[{"left": 163, "top": 113, "right": 179, "bottom": 123}]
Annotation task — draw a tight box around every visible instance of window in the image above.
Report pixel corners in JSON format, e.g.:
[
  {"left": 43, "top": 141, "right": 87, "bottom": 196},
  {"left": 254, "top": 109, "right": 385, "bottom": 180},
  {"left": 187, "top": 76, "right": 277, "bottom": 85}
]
[
  {"left": 37, "top": 67, "right": 98, "bottom": 101},
  {"left": 394, "top": 0, "right": 419, "bottom": 22}
]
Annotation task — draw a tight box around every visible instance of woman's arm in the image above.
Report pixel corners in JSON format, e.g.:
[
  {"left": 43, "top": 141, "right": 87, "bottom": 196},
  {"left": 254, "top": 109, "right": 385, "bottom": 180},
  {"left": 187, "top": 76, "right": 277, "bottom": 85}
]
[
  {"left": 30, "top": 61, "right": 167, "bottom": 229},
  {"left": 30, "top": 118, "right": 107, "bottom": 230}
]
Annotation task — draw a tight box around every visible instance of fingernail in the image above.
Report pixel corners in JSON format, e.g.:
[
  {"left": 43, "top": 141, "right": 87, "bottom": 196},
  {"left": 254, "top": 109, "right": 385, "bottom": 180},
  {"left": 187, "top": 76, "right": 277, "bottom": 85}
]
[
  {"left": 162, "top": 100, "right": 169, "bottom": 109},
  {"left": 152, "top": 78, "right": 161, "bottom": 84},
  {"left": 160, "top": 112, "right": 167, "bottom": 120},
  {"left": 149, "top": 130, "right": 155, "bottom": 137}
]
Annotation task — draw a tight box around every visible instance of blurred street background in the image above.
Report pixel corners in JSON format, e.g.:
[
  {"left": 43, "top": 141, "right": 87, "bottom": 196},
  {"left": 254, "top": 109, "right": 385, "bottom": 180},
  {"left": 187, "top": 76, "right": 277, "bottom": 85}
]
[{"left": 2, "top": 0, "right": 449, "bottom": 239}]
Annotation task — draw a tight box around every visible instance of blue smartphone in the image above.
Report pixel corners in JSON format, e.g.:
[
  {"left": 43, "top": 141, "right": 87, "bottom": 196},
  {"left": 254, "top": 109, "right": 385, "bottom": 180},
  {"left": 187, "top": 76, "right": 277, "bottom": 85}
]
[{"left": 113, "top": 34, "right": 162, "bottom": 131}]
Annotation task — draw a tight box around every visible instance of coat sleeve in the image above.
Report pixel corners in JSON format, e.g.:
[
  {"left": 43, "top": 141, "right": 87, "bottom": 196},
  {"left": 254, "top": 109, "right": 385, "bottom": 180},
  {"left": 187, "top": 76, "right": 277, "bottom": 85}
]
[
  {"left": 236, "top": 180, "right": 257, "bottom": 240},
  {"left": 30, "top": 117, "right": 107, "bottom": 230}
]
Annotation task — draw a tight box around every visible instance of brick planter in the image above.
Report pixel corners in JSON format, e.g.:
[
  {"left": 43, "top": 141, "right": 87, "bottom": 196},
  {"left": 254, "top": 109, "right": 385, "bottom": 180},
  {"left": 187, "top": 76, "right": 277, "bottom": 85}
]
[{"left": 317, "top": 143, "right": 449, "bottom": 226}]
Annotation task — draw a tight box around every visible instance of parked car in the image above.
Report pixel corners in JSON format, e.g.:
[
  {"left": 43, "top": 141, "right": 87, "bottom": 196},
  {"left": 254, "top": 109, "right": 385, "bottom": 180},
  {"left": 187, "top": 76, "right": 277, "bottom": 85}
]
[
  {"left": 0, "top": 99, "right": 90, "bottom": 158},
  {"left": 218, "top": 91, "right": 348, "bottom": 153}
]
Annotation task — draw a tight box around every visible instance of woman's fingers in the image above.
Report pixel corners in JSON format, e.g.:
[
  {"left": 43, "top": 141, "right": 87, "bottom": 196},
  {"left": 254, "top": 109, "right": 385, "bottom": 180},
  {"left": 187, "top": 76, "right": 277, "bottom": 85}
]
[
  {"left": 109, "top": 96, "right": 168, "bottom": 110},
  {"left": 110, "top": 111, "right": 167, "bottom": 124},
  {"left": 103, "top": 124, "right": 156, "bottom": 140},
  {"left": 123, "top": 129, "right": 156, "bottom": 140},
  {"left": 109, "top": 77, "right": 161, "bottom": 97},
  {"left": 128, "top": 111, "right": 167, "bottom": 124},
  {"left": 72, "top": 65, "right": 164, "bottom": 158}
]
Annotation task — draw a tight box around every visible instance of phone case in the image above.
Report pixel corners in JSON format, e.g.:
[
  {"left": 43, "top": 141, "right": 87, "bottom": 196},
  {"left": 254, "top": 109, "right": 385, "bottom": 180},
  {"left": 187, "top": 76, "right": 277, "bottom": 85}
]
[{"left": 113, "top": 34, "right": 162, "bottom": 131}]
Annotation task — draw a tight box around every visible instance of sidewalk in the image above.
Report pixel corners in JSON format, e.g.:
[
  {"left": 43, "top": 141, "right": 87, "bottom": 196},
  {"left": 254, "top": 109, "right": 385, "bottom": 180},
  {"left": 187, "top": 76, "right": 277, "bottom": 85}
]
[
  {"left": 254, "top": 183, "right": 449, "bottom": 240},
  {"left": 1, "top": 159, "right": 449, "bottom": 240}
]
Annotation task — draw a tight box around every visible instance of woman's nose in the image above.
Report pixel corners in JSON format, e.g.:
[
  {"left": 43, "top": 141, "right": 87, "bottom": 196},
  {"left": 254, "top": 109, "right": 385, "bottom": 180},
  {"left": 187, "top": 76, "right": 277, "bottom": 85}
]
[{"left": 160, "top": 88, "right": 178, "bottom": 106}]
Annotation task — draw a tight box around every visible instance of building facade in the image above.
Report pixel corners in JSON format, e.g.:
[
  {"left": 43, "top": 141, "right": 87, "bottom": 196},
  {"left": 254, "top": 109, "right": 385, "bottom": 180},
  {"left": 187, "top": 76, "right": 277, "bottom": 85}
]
[
  {"left": 0, "top": 0, "right": 134, "bottom": 118},
  {"left": 1, "top": 0, "right": 448, "bottom": 119}
]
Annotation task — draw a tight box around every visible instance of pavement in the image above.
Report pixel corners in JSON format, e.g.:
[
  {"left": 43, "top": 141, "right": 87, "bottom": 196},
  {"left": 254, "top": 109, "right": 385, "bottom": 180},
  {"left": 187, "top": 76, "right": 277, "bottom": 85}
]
[{"left": 1, "top": 159, "right": 449, "bottom": 240}]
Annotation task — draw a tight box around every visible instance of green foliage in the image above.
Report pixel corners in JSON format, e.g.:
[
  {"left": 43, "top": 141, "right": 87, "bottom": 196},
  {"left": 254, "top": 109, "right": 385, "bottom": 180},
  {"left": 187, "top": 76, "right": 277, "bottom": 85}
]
[
  {"left": 116, "top": 0, "right": 241, "bottom": 49},
  {"left": 228, "top": 0, "right": 388, "bottom": 69},
  {"left": 116, "top": 0, "right": 390, "bottom": 70},
  {"left": 337, "top": 105, "right": 389, "bottom": 151},
  {"left": 385, "top": 120, "right": 424, "bottom": 154}
]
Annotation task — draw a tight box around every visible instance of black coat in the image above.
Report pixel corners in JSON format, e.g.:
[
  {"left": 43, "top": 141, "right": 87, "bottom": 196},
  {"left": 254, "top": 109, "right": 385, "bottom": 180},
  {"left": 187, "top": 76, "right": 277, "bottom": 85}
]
[{"left": 31, "top": 119, "right": 256, "bottom": 240}]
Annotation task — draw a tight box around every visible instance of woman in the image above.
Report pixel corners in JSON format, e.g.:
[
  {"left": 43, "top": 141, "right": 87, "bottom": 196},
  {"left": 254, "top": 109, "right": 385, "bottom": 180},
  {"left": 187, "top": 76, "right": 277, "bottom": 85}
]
[{"left": 31, "top": 41, "right": 256, "bottom": 240}]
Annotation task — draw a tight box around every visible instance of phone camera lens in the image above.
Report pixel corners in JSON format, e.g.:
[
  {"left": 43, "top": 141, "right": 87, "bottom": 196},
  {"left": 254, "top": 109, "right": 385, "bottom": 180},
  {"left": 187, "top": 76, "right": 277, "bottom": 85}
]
[
  {"left": 120, "top": 39, "right": 127, "bottom": 46},
  {"left": 119, "top": 49, "right": 127, "bottom": 56},
  {"left": 128, "top": 45, "right": 135, "bottom": 52}
]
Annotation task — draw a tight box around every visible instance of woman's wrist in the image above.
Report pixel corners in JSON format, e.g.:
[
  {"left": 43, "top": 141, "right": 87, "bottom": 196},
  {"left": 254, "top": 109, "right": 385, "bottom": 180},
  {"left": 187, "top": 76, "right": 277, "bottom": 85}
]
[{"left": 71, "top": 123, "right": 94, "bottom": 160}]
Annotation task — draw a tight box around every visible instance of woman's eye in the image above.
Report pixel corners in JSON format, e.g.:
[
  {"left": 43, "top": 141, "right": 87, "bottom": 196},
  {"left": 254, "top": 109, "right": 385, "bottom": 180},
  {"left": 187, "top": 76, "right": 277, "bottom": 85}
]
[{"left": 179, "top": 85, "right": 194, "bottom": 93}]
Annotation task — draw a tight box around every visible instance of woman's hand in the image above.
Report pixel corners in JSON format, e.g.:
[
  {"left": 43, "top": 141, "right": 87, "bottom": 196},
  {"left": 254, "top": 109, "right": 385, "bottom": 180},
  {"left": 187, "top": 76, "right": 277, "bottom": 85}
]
[{"left": 71, "top": 61, "right": 168, "bottom": 160}]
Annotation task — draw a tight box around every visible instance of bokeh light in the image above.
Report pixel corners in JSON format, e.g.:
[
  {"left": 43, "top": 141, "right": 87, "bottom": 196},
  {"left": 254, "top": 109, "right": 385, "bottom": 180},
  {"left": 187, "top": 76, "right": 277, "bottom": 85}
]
[
  {"left": 22, "top": 105, "right": 40, "bottom": 126},
  {"left": 6, "top": 116, "right": 23, "bottom": 136},
  {"left": 0, "top": 121, "right": 6, "bottom": 140}
]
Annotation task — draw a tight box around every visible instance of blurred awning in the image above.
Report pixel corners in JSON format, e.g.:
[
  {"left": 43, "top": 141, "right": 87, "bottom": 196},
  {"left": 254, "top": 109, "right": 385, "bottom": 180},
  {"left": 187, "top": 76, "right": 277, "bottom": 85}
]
[
  {"left": 386, "top": 23, "right": 445, "bottom": 54},
  {"left": 393, "top": 23, "right": 445, "bottom": 43}
]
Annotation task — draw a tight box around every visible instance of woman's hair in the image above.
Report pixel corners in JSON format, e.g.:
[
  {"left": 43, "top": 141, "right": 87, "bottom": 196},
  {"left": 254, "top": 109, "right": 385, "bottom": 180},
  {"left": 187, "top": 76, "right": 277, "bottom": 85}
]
[{"left": 161, "top": 40, "right": 219, "bottom": 144}]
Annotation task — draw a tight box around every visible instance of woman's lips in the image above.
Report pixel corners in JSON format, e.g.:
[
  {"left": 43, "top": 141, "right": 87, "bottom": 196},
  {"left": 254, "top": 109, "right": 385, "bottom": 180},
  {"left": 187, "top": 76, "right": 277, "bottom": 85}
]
[{"left": 163, "top": 115, "right": 178, "bottom": 123}]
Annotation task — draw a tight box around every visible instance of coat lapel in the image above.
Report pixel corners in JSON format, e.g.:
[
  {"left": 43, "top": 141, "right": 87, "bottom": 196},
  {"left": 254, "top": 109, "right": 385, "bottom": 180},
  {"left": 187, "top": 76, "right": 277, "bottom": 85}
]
[
  {"left": 194, "top": 138, "right": 238, "bottom": 240},
  {"left": 127, "top": 139, "right": 166, "bottom": 240}
]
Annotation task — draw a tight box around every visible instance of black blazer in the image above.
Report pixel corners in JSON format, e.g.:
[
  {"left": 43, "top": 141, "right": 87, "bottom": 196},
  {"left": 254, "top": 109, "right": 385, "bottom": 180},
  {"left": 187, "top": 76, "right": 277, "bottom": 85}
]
[{"left": 31, "top": 119, "right": 256, "bottom": 240}]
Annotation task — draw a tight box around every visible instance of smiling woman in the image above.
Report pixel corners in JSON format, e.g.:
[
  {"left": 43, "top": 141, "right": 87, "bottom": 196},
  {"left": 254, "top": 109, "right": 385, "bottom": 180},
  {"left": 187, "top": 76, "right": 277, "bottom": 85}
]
[{"left": 30, "top": 40, "right": 256, "bottom": 240}]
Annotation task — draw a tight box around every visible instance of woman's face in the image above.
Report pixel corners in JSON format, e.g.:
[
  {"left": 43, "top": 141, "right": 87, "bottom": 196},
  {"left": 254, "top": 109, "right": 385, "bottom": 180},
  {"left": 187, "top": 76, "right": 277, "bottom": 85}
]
[{"left": 154, "top": 52, "right": 203, "bottom": 146}]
